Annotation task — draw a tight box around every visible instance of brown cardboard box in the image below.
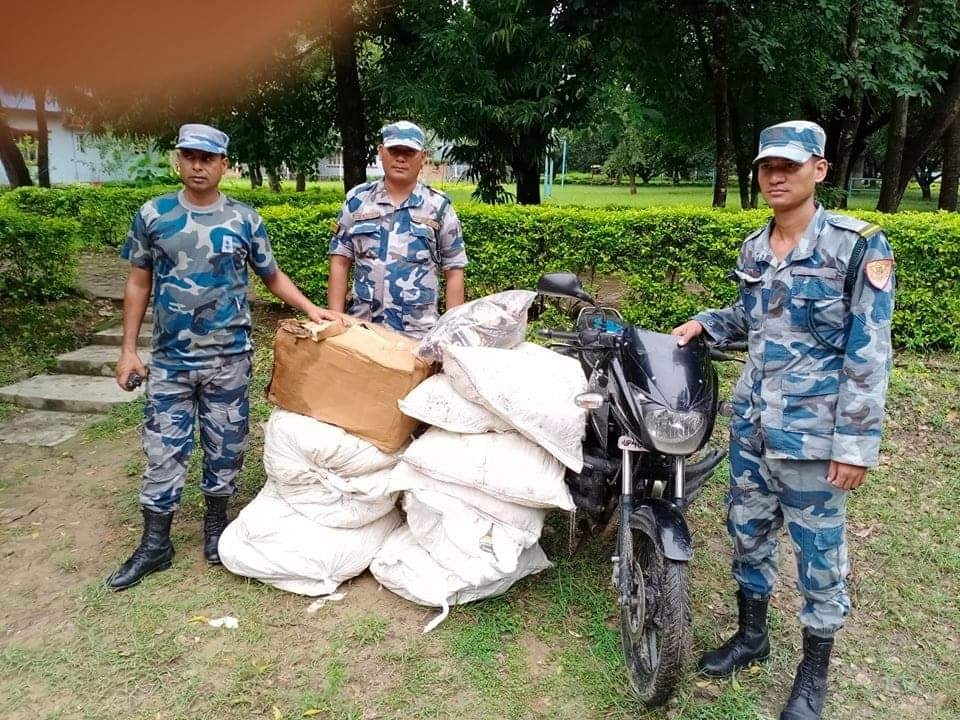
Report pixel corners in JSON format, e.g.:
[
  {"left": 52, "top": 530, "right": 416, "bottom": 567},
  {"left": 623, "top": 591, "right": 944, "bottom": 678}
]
[{"left": 267, "top": 319, "right": 435, "bottom": 453}]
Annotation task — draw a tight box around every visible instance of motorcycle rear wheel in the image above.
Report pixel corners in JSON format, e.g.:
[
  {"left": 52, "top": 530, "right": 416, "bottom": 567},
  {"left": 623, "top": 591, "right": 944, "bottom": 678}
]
[{"left": 620, "top": 530, "right": 692, "bottom": 706}]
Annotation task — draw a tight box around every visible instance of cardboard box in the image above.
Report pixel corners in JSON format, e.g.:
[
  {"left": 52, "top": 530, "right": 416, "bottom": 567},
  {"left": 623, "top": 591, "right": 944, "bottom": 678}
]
[{"left": 268, "top": 319, "right": 435, "bottom": 453}]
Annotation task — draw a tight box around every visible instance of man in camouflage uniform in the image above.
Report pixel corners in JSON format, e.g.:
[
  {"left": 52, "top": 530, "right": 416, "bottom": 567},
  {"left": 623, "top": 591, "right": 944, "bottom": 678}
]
[
  {"left": 107, "top": 123, "right": 343, "bottom": 591},
  {"left": 327, "top": 121, "right": 467, "bottom": 337},
  {"left": 673, "top": 121, "right": 895, "bottom": 720}
]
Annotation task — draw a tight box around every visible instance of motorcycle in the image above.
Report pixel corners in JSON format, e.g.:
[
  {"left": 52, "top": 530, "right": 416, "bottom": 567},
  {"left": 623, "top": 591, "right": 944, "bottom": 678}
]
[{"left": 535, "top": 272, "right": 741, "bottom": 706}]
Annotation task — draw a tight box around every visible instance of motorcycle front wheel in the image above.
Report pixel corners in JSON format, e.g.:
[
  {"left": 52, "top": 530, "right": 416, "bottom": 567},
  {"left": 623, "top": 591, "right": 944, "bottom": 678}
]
[{"left": 619, "top": 529, "right": 692, "bottom": 706}]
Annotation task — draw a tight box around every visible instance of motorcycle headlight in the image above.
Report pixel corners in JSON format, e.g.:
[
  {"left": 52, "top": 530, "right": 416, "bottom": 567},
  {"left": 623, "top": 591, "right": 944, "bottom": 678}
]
[{"left": 643, "top": 407, "right": 706, "bottom": 455}]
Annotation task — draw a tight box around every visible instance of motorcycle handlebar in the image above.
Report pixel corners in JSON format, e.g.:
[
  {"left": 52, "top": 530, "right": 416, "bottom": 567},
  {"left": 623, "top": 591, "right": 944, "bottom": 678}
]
[{"left": 538, "top": 328, "right": 621, "bottom": 348}]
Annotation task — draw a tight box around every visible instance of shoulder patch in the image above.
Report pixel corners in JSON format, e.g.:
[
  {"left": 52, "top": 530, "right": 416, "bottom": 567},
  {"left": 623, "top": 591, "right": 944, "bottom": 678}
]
[{"left": 865, "top": 258, "right": 895, "bottom": 290}]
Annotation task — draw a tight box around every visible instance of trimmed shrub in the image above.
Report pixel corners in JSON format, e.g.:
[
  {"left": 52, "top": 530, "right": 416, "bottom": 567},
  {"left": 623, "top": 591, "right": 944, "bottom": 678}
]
[
  {"left": 5, "top": 185, "right": 344, "bottom": 247},
  {"left": 0, "top": 207, "right": 81, "bottom": 301},
  {"left": 259, "top": 203, "right": 960, "bottom": 352}
]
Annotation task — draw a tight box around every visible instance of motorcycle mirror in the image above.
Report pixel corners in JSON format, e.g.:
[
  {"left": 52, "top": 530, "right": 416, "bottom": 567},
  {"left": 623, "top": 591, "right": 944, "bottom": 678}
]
[
  {"left": 536, "top": 272, "right": 596, "bottom": 305},
  {"left": 575, "top": 392, "right": 605, "bottom": 410}
]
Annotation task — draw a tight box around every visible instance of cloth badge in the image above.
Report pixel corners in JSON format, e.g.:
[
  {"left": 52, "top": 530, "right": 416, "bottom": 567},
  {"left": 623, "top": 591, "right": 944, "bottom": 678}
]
[
  {"left": 865, "top": 259, "right": 894, "bottom": 290},
  {"left": 222, "top": 237, "right": 234, "bottom": 253}
]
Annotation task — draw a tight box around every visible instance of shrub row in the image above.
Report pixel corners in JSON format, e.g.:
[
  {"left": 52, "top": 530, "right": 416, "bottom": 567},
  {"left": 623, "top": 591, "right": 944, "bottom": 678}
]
[
  {"left": 5, "top": 184, "right": 956, "bottom": 350},
  {"left": 258, "top": 203, "right": 960, "bottom": 352},
  {"left": 2, "top": 185, "right": 344, "bottom": 247},
  {"left": 0, "top": 207, "right": 81, "bottom": 301}
]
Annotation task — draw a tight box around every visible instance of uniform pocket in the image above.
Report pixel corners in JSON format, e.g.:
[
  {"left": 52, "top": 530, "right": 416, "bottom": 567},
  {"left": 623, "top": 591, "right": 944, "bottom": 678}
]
[
  {"left": 406, "top": 222, "right": 439, "bottom": 265},
  {"left": 735, "top": 270, "right": 763, "bottom": 329},
  {"left": 348, "top": 221, "right": 382, "bottom": 260},
  {"left": 791, "top": 271, "right": 845, "bottom": 331},
  {"left": 780, "top": 370, "right": 840, "bottom": 434}
]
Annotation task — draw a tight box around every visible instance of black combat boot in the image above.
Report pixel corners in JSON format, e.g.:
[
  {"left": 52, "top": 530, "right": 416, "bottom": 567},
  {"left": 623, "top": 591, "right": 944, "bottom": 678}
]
[
  {"left": 779, "top": 629, "right": 834, "bottom": 720},
  {"left": 105, "top": 508, "right": 175, "bottom": 591},
  {"left": 202, "top": 494, "right": 230, "bottom": 564},
  {"left": 698, "top": 590, "right": 771, "bottom": 677}
]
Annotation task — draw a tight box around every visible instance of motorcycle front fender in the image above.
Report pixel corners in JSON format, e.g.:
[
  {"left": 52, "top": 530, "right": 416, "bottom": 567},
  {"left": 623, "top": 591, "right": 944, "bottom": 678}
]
[{"left": 627, "top": 498, "right": 693, "bottom": 562}]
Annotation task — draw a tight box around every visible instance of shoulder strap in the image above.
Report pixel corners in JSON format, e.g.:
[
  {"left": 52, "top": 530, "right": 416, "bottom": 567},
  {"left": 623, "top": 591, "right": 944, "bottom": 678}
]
[{"left": 844, "top": 223, "right": 883, "bottom": 297}]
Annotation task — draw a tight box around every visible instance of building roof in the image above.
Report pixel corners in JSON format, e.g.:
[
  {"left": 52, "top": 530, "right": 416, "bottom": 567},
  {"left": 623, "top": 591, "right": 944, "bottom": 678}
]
[{"left": 0, "top": 90, "right": 61, "bottom": 113}]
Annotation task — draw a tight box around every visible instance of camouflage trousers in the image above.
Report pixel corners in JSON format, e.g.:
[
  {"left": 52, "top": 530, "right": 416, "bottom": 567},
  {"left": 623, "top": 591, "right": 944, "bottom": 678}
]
[
  {"left": 727, "top": 439, "right": 850, "bottom": 636},
  {"left": 139, "top": 354, "right": 252, "bottom": 514}
]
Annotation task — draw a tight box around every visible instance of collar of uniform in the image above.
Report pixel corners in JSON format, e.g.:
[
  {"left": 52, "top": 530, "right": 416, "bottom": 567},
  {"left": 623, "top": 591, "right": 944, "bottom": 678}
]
[
  {"left": 371, "top": 180, "right": 426, "bottom": 210},
  {"left": 789, "top": 203, "right": 827, "bottom": 263},
  {"left": 177, "top": 189, "right": 225, "bottom": 213},
  {"left": 761, "top": 203, "right": 826, "bottom": 265}
]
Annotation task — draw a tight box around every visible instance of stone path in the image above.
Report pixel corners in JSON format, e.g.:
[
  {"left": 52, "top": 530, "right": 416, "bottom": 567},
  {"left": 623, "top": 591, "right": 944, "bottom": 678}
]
[{"left": 0, "top": 252, "right": 149, "bottom": 447}]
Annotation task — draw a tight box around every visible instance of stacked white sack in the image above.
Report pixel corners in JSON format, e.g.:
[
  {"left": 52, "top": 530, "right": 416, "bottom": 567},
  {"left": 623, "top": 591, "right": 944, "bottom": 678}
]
[
  {"left": 441, "top": 342, "right": 588, "bottom": 472},
  {"left": 372, "top": 344, "right": 581, "bottom": 629},
  {"left": 219, "top": 409, "right": 404, "bottom": 595}
]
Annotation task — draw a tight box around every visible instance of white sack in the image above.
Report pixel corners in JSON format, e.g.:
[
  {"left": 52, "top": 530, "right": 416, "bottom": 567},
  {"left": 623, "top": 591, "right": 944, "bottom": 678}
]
[
  {"left": 264, "top": 408, "right": 401, "bottom": 483},
  {"left": 219, "top": 482, "right": 401, "bottom": 596},
  {"left": 442, "top": 342, "right": 587, "bottom": 472},
  {"left": 388, "top": 461, "right": 546, "bottom": 540},
  {"left": 270, "top": 471, "right": 397, "bottom": 529},
  {"left": 369, "top": 524, "right": 552, "bottom": 632},
  {"left": 415, "top": 290, "right": 536, "bottom": 363},
  {"left": 402, "top": 490, "right": 541, "bottom": 585},
  {"left": 398, "top": 374, "right": 513, "bottom": 434},
  {"left": 401, "top": 428, "right": 574, "bottom": 510}
]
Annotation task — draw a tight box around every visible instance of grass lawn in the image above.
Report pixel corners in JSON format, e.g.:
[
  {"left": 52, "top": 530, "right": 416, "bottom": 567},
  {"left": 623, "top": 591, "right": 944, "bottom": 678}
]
[
  {"left": 0, "top": 299, "right": 958, "bottom": 719},
  {"left": 219, "top": 178, "right": 943, "bottom": 212}
]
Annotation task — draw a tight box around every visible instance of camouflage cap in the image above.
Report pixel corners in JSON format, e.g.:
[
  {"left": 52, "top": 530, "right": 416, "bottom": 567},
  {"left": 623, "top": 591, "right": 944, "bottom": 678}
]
[
  {"left": 381, "top": 121, "right": 425, "bottom": 151},
  {"left": 754, "top": 121, "right": 826, "bottom": 164},
  {"left": 175, "top": 123, "right": 229, "bottom": 155}
]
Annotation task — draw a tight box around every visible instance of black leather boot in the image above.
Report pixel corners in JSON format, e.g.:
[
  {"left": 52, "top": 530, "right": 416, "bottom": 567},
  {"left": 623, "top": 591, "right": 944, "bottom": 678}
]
[
  {"left": 779, "top": 629, "right": 834, "bottom": 720},
  {"left": 105, "top": 508, "right": 175, "bottom": 591},
  {"left": 698, "top": 590, "right": 771, "bottom": 677},
  {"left": 203, "top": 494, "right": 230, "bottom": 564}
]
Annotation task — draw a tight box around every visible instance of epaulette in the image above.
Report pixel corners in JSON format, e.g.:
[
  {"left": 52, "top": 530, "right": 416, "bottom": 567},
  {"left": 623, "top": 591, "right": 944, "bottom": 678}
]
[
  {"left": 825, "top": 213, "right": 883, "bottom": 239},
  {"left": 422, "top": 183, "right": 452, "bottom": 201},
  {"left": 346, "top": 181, "right": 376, "bottom": 199}
]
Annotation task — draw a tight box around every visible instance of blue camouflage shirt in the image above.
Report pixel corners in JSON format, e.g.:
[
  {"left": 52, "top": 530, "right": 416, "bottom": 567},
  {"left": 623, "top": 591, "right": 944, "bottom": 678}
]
[
  {"left": 328, "top": 180, "right": 467, "bottom": 338},
  {"left": 120, "top": 190, "right": 279, "bottom": 370},
  {"left": 695, "top": 205, "right": 895, "bottom": 467}
]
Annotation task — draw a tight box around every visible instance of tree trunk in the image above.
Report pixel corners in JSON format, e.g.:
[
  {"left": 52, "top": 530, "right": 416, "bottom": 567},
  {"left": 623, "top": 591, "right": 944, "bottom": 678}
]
[
  {"left": 0, "top": 109, "right": 33, "bottom": 187},
  {"left": 710, "top": 2, "right": 733, "bottom": 208},
  {"left": 939, "top": 120, "right": 960, "bottom": 210},
  {"left": 750, "top": 169, "right": 760, "bottom": 208},
  {"left": 249, "top": 164, "right": 263, "bottom": 188},
  {"left": 831, "top": 2, "right": 865, "bottom": 209},
  {"left": 917, "top": 174, "right": 932, "bottom": 201},
  {"left": 33, "top": 87, "right": 50, "bottom": 187},
  {"left": 266, "top": 168, "right": 282, "bottom": 193},
  {"left": 629, "top": 171, "right": 637, "bottom": 194},
  {"left": 877, "top": 0, "right": 923, "bottom": 212},
  {"left": 513, "top": 145, "right": 541, "bottom": 205},
  {"left": 296, "top": 171, "right": 306, "bottom": 192},
  {"left": 330, "top": 0, "right": 367, "bottom": 193},
  {"left": 877, "top": 95, "right": 910, "bottom": 212}
]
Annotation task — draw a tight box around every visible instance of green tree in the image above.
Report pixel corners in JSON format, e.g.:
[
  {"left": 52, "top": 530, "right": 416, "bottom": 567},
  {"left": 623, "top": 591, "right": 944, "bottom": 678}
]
[{"left": 381, "top": 0, "right": 636, "bottom": 204}]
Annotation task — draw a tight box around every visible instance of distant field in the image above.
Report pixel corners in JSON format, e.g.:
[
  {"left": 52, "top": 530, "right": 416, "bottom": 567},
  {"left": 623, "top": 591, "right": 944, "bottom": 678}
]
[{"left": 220, "top": 178, "right": 943, "bottom": 212}]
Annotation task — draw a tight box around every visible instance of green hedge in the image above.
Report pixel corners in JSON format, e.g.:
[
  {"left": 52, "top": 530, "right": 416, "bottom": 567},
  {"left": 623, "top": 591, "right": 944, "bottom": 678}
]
[
  {"left": 3, "top": 185, "right": 344, "bottom": 247},
  {"left": 260, "top": 203, "right": 960, "bottom": 352},
  {"left": 0, "top": 207, "right": 81, "bottom": 301},
  {"left": 5, "top": 185, "right": 957, "bottom": 350}
]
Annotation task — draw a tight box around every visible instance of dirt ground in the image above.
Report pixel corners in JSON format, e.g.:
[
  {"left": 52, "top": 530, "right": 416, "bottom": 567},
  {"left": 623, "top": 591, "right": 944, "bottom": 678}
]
[{"left": 1, "top": 351, "right": 959, "bottom": 720}]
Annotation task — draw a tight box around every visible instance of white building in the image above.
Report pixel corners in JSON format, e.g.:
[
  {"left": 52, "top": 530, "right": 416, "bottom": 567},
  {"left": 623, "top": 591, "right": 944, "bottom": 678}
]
[{"left": 0, "top": 90, "right": 165, "bottom": 186}]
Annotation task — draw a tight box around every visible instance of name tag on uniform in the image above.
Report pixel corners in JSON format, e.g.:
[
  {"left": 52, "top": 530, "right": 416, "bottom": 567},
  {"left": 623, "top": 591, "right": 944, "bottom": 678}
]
[
  {"left": 411, "top": 214, "right": 440, "bottom": 230},
  {"left": 222, "top": 237, "right": 234, "bottom": 253},
  {"left": 354, "top": 209, "right": 381, "bottom": 222}
]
